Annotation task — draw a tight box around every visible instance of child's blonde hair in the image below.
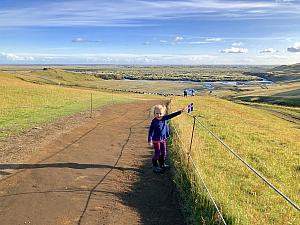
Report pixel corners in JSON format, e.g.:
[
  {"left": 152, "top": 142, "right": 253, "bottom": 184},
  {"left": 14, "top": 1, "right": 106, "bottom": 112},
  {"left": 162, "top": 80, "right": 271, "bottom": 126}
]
[{"left": 152, "top": 104, "right": 166, "bottom": 116}]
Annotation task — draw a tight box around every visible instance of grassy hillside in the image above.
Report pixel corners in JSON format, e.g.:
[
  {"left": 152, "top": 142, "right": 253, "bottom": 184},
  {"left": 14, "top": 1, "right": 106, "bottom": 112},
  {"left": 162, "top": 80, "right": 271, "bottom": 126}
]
[
  {"left": 0, "top": 72, "right": 148, "bottom": 138},
  {"left": 16, "top": 68, "right": 100, "bottom": 86},
  {"left": 169, "top": 96, "right": 300, "bottom": 225},
  {"left": 265, "top": 63, "right": 300, "bottom": 82},
  {"left": 229, "top": 82, "right": 300, "bottom": 107}
]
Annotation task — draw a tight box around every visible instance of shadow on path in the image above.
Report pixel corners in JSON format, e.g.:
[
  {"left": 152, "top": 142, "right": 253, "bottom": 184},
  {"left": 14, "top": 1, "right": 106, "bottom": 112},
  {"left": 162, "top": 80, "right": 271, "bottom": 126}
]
[
  {"left": 117, "top": 155, "right": 185, "bottom": 225},
  {"left": 0, "top": 163, "right": 141, "bottom": 173}
]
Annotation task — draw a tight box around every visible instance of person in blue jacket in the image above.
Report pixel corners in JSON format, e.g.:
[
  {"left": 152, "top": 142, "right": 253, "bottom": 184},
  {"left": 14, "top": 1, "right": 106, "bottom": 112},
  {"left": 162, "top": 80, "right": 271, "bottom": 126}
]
[{"left": 148, "top": 104, "right": 184, "bottom": 173}]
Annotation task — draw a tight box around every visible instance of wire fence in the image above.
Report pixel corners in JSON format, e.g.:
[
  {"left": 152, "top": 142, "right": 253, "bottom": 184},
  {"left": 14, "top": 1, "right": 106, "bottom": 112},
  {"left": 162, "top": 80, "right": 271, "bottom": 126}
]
[
  {"left": 169, "top": 99, "right": 300, "bottom": 224},
  {"left": 170, "top": 119, "right": 227, "bottom": 224}
]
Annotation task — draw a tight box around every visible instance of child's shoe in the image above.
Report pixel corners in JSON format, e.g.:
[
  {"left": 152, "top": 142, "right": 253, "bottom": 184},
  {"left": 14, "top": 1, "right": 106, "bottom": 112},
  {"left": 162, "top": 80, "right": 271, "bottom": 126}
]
[
  {"left": 160, "top": 164, "right": 170, "bottom": 170},
  {"left": 153, "top": 166, "right": 162, "bottom": 173}
]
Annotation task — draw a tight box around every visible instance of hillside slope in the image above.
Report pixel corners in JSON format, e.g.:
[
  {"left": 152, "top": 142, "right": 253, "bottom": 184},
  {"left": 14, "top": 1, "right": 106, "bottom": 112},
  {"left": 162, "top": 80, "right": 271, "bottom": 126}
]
[
  {"left": 170, "top": 96, "right": 300, "bottom": 225},
  {"left": 266, "top": 63, "right": 300, "bottom": 82}
]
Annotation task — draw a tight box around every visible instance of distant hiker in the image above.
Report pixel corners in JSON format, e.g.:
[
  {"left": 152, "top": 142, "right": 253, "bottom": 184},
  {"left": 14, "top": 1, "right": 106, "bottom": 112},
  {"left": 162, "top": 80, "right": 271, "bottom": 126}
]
[
  {"left": 191, "top": 89, "right": 195, "bottom": 96},
  {"left": 183, "top": 90, "right": 187, "bottom": 97},
  {"left": 148, "top": 105, "right": 184, "bottom": 173}
]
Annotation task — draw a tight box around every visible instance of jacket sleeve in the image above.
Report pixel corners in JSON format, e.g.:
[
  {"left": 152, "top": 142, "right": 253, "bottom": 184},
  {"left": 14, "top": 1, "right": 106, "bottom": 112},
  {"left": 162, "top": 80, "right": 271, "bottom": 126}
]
[
  {"left": 163, "top": 110, "right": 182, "bottom": 120},
  {"left": 148, "top": 121, "right": 154, "bottom": 142}
]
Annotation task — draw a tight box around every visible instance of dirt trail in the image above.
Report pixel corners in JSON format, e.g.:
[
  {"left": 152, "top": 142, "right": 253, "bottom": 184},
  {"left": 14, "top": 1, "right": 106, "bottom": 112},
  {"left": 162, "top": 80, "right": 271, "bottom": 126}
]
[{"left": 0, "top": 101, "right": 184, "bottom": 225}]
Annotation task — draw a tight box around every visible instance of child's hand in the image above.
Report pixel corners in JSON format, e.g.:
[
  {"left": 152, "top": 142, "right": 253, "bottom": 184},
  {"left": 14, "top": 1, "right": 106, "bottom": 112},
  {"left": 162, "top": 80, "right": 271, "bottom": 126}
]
[{"left": 148, "top": 141, "right": 153, "bottom": 147}]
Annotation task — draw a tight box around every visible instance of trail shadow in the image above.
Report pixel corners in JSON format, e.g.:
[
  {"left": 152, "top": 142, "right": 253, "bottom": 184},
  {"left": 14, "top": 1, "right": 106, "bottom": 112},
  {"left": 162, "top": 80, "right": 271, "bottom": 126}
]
[
  {"left": 116, "top": 152, "right": 185, "bottom": 225},
  {"left": 0, "top": 163, "right": 141, "bottom": 173},
  {"left": 0, "top": 188, "right": 115, "bottom": 199},
  {"left": 0, "top": 171, "right": 11, "bottom": 175}
]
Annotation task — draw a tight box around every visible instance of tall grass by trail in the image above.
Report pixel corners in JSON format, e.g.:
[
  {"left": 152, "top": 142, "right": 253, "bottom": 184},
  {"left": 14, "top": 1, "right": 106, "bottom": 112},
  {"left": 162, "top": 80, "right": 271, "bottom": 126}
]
[
  {"left": 0, "top": 72, "right": 144, "bottom": 138},
  {"left": 169, "top": 96, "right": 300, "bottom": 225}
]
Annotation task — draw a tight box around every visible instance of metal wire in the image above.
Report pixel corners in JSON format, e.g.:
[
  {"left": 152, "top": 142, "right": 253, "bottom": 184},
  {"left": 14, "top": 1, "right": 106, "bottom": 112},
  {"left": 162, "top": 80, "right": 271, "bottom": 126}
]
[
  {"left": 183, "top": 111, "right": 300, "bottom": 212},
  {"left": 188, "top": 154, "right": 228, "bottom": 225},
  {"left": 170, "top": 119, "right": 227, "bottom": 225}
]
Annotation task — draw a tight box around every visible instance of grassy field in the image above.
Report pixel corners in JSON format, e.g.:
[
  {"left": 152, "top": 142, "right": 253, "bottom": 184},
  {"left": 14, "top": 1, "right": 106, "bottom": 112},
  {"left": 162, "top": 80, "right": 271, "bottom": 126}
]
[
  {"left": 227, "top": 82, "right": 300, "bottom": 107},
  {"left": 0, "top": 64, "right": 265, "bottom": 82},
  {"left": 0, "top": 71, "right": 155, "bottom": 138},
  {"left": 14, "top": 68, "right": 207, "bottom": 95},
  {"left": 169, "top": 96, "right": 300, "bottom": 225},
  {"left": 80, "top": 65, "right": 260, "bottom": 82}
]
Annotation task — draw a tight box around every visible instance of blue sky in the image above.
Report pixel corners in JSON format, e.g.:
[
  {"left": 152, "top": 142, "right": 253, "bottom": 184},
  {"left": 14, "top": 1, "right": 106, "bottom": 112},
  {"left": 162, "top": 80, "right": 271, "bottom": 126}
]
[{"left": 0, "top": 0, "right": 300, "bottom": 65}]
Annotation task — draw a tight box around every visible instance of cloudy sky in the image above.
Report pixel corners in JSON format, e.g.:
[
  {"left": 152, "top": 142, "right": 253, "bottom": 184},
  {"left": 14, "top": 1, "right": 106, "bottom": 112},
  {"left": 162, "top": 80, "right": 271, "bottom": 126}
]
[{"left": 1, "top": 0, "right": 300, "bottom": 65}]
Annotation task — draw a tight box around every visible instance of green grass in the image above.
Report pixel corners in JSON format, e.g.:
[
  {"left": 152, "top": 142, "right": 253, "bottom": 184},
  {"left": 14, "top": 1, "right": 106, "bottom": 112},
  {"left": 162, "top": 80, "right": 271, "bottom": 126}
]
[
  {"left": 234, "top": 95, "right": 300, "bottom": 107},
  {"left": 225, "top": 82, "right": 300, "bottom": 107},
  {"left": 236, "top": 102, "right": 300, "bottom": 122},
  {"left": 16, "top": 68, "right": 100, "bottom": 86},
  {"left": 0, "top": 72, "right": 149, "bottom": 138},
  {"left": 272, "top": 89, "right": 300, "bottom": 97},
  {"left": 169, "top": 96, "right": 300, "bottom": 225}
]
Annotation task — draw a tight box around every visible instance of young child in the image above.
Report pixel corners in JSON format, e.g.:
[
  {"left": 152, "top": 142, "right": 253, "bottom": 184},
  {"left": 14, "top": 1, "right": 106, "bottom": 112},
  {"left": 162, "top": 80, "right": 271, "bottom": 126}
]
[{"left": 148, "top": 104, "right": 184, "bottom": 173}]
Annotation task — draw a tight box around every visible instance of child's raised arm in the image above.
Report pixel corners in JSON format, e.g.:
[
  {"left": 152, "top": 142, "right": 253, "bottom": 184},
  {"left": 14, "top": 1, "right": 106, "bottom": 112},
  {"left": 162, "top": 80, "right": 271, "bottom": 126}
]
[{"left": 163, "top": 108, "right": 184, "bottom": 120}]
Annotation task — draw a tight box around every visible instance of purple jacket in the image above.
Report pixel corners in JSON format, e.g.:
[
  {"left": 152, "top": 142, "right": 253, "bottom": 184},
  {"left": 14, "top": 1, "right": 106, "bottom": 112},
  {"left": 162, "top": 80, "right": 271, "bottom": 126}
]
[{"left": 148, "top": 110, "right": 182, "bottom": 142}]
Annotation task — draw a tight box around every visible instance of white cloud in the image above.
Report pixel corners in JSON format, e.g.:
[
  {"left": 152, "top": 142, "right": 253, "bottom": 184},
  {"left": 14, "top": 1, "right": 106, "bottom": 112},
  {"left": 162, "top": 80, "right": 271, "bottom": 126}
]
[
  {"left": 287, "top": 42, "right": 300, "bottom": 52},
  {"left": 189, "top": 41, "right": 210, "bottom": 44},
  {"left": 72, "top": 37, "right": 84, "bottom": 42},
  {"left": 0, "top": 52, "right": 217, "bottom": 65},
  {"left": 276, "top": 0, "right": 295, "bottom": 3},
  {"left": 0, "top": 52, "right": 34, "bottom": 61},
  {"left": 259, "top": 48, "right": 278, "bottom": 53},
  {"left": 205, "top": 38, "right": 222, "bottom": 42},
  {"left": 220, "top": 47, "right": 248, "bottom": 53},
  {"left": 188, "top": 37, "right": 222, "bottom": 44},
  {"left": 0, "top": 0, "right": 300, "bottom": 27},
  {"left": 2, "top": 52, "right": 300, "bottom": 65},
  {"left": 232, "top": 42, "right": 243, "bottom": 46},
  {"left": 72, "top": 37, "right": 101, "bottom": 43},
  {"left": 160, "top": 40, "right": 168, "bottom": 43},
  {"left": 175, "top": 36, "right": 184, "bottom": 41}
]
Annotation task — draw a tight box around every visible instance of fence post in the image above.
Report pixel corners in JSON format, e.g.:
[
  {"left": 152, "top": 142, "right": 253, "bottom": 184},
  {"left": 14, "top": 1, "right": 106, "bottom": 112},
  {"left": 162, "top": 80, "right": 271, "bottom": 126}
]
[
  {"left": 90, "top": 93, "right": 93, "bottom": 118},
  {"left": 188, "top": 116, "right": 196, "bottom": 162}
]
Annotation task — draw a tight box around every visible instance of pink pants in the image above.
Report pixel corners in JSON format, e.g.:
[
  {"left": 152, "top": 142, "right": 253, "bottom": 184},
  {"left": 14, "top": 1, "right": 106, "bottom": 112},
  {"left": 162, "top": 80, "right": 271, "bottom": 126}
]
[{"left": 152, "top": 140, "right": 167, "bottom": 167}]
